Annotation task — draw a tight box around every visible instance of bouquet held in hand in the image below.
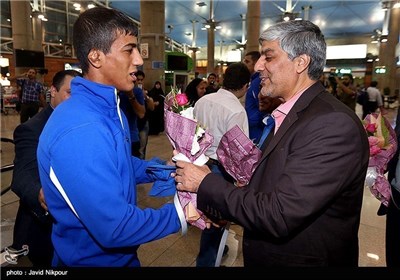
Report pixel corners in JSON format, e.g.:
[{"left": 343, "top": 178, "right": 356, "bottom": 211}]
[
  {"left": 164, "top": 87, "right": 214, "bottom": 230},
  {"left": 363, "top": 113, "right": 397, "bottom": 206},
  {"left": 217, "top": 125, "right": 262, "bottom": 186}
]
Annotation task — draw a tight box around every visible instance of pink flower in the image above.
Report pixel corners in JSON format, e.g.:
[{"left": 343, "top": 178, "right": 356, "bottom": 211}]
[
  {"left": 175, "top": 93, "right": 189, "bottom": 106},
  {"left": 369, "top": 144, "right": 381, "bottom": 156},
  {"left": 368, "top": 136, "right": 379, "bottom": 146},
  {"left": 365, "top": 123, "right": 377, "bottom": 135},
  {"left": 363, "top": 112, "right": 398, "bottom": 207}
]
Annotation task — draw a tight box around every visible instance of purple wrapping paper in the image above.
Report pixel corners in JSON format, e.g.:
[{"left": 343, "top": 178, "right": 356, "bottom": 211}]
[
  {"left": 164, "top": 105, "right": 214, "bottom": 230},
  {"left": 216, "top": 125, "right": 262, "bottom": 185},
  {"left": 364, "top": 113, "right": 397, "bottom": 206}
]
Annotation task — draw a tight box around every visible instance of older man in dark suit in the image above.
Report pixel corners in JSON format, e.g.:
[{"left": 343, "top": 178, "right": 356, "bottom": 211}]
[
  {"left": 175, "top": 20, "right": 369, "bottom": 267},
  {"left": 11, "top": 70, "right": 80, "bottom": 266}
]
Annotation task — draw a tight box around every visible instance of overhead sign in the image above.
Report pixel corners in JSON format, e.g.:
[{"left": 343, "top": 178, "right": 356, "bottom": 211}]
[
  {"left": 140, "top": 43, "right": 148, "bottom": 59},
  {"left": 152, "top": 61, "right": 164, "bottom": 69},
  {"left": 375, "top": 67, "right": 386, "bottom": 74}
]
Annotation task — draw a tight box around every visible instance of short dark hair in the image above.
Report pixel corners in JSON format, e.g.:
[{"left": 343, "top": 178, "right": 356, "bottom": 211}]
[
  {"left": 73, "top": 7, "right": 138, "bottom": 74},
  {"left": 52, "top": 70, "right": 81, "bottom": 91},
  {"left": 245, "top": 51, "right": 261, "bottom": 62},
  {"left": 370, "top": 81, "right": 378, "bottom": 87},
  {"left": 342, "top": 73, "right": 353, "bottom": 82},
  {"left": 222, "top": 62, "right": 251, "bottom": 91},
  {"left": 136, "top": 70, "right": 145, "bottom": 78}
]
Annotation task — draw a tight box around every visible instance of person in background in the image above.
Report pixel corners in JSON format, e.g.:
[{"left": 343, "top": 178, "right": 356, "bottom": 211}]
[
  {"left": 13, "top": 69, "right": 46, "bottom": 123},
  {"left": 136, "top": 70, "right": 155, "bottom": 159},
  {"left": 364, "top": 81, "right": 384, "bottom": 119},
  {"left": 257, "top": 93, "right": 283, "bottom": 148},
  {"left": 184, "top": 77, "right": 208, "bottom": 105},
  {"left": 37, "top": 7, "right": 182, "bottom": 267},
  {"left": 147, "top": 81, "right": 165, "bottom": 135},
  {"left": 378, "top": 106, "right": 400, "bottom": 267},
  {"left": 193, "top": 62, "right": 251, "bottom": 267},
  {"left": 243, "top": 51, "right": 263, "bottom": 143},
  {"left": 319, "top": 73, "right": 332, "bottom": 94},
  {"left": 174, "top": 20, "right": 369, "bottom": 267},
  {"left": 118, "top": 88, "right": 145, "bottom": 157},
  {"left": 205, "top": 73, "right": 220, "bottom": 94},
  {"left": 11, "top": 69, "right": 81, "bottom": 266},
  {"left": 336, "top": 73, "right": 357, "bottom": 111}
]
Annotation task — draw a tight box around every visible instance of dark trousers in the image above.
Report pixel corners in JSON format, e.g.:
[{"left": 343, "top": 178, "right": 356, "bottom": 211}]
[
  {"left": 131, "top": 141, "right": 141, "bottom": 157},
  {"left": 20, "top": 102, "right": 39, "bottom": 123},
  {"left": 196, "top": 225, "right": 225, "bottom": 267},
  {"left": 12, "top": 203, "right": 53, "bottom": 266},
  {"left": 386, "top": 190, "right": 400, "bottom": 267},
  {"left": 196, "top": 161, "right": 232, "bottom": 267}
]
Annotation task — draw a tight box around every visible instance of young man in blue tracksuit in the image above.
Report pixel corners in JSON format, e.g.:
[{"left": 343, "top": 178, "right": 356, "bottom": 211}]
[{"left": 37, "top": 7, "right": 183, "bottom": 267}]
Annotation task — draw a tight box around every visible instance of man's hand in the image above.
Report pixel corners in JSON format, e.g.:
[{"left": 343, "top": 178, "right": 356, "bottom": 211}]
[{"left": 175, "top": 161, "right": 211, "bottom": 193}]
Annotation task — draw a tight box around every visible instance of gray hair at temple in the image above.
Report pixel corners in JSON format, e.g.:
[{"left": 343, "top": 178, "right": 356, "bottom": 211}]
[{"left": 259, "top": 20, "right": 326, "bottom": 81}]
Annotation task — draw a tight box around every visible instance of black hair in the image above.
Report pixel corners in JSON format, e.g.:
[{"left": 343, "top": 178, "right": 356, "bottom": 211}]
[
  {"left": 185, "top": 78, "right": 206, "bottom": 105},
  {"left": 136, "top": 70, "right": 145, "bottom": 78},
  {"left": 52, "top": 70, "right": 81, "bottom": 91},
  {"left": 73, "top": 7, "right": 138, "bottom": 74},
  {"left": 222, "top": 62, "right": 251, "bottom": 91},
  {"left": 244, "top": 51, "right": 261, "bottom": 62}
]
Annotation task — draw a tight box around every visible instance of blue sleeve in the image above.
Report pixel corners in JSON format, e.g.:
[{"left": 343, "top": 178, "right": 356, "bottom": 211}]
[
  {"left": 43, "top": 123, "right": 180, "bottom": 248},
  {"left": 133, "top": 87, "right": 145, "bottom": 105},
  {"left": 245, "top": 75, "right": 265, "bottom": 141}
]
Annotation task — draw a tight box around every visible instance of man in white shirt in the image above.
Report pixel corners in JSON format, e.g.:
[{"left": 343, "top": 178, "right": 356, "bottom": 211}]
[
  {"left": 364, "top": 80, "right": 384, "bottom": 119},
  {"left": 193, "top": 62, "right": 251, "bottom": 267}
]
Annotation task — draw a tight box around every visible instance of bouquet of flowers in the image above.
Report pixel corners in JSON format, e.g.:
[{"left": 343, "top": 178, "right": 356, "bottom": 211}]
[
  {"left": 363, "top": 113, "right": 397, "bottom": 206},
  {"left": 164, "top": 86, "right": 214, "bottom": 230},
  {"left": 216, "top": 125, "right": 262, "bottom": 186}
]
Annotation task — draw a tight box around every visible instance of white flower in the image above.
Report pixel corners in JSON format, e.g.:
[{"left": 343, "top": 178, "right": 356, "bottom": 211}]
[{"left": 180, "top": 107, "right": 194, "bottom": 119}]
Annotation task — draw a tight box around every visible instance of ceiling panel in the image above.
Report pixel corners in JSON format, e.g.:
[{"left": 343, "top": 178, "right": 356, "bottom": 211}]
[{"left": 108, "top": 0, "right": 385, "bottom": 48}]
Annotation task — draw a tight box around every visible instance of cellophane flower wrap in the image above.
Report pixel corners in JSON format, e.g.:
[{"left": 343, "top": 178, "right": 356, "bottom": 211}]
[
  {"left": 363, "top": 113, "right": 397, "bottom": 206},
  {"left": 164, "top": 86, "right": 214, "bottom": 230},
  {"left": 216, "top": 125, "right": 262, "bottom": 185}
]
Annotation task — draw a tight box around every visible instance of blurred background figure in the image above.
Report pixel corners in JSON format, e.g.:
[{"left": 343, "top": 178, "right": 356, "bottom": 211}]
[
  {"left": 147, "top": 81, "right": 165, "bottom": 135},
  {"left": 184, "top": 78, "right": 208, "bottom": 105},
  {"left": 11, "top": 69, "right": 81, "bottom": 266}
]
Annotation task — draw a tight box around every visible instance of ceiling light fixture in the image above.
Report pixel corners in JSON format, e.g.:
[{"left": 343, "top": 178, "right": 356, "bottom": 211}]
[
  {"left": 0, "top": 56, "right": 9, "bottom": 67},
  {"left": 31, "top": 10, "right": 48, "bottom": 21}
]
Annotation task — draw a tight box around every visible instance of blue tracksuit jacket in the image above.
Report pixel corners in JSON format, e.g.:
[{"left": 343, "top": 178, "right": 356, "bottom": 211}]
[{"left": 37, "top": 77, "right": 180, "bottom": 266}]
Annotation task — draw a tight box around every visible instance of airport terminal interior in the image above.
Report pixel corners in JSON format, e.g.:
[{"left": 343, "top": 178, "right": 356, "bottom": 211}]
[
  {"left": 0, "top": 0, "right": 399, "bottom": 270},
  {"left": 0, "top": 103, "right": 396, "bottom": 267}
]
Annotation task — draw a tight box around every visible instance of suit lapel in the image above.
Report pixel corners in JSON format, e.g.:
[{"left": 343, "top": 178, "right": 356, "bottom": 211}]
[{"left": 257, "top": 82, "right": 326, "bottom": 165}]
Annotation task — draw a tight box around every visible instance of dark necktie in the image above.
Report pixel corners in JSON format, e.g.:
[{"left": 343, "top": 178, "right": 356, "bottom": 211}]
[{"left": 257, "top": 116, "right": 275, "bottom": 148}]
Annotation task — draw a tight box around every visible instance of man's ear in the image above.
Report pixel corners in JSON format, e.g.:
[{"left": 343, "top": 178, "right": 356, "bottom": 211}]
[
  {"left": 295, "top": 54, "right": 310, "bottom": 74},
  {"left": 50, "top": 85, "right": 57, "bottom": 98},
  {"left": 87, "top": 49, "right": 102, "bottom": 69}
]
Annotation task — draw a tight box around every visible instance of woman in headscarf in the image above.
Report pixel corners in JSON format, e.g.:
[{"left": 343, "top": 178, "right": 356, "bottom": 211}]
[{"left": 147, "top": 81, "right": 165, "bottom": 135}]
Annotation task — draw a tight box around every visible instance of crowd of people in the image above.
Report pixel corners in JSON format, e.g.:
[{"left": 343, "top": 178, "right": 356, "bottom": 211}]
[{"left": 6, "top": 6, "right": 398, "bottom": 269}]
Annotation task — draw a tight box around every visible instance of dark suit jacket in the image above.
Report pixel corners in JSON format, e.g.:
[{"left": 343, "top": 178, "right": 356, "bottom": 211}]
[
  {"left": 11, "top": 105, "right": 54, "bottom": 266},
  {"left": 197, "top": 82, "right": 369, "bottom": 267}
]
